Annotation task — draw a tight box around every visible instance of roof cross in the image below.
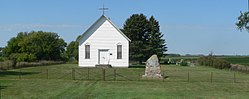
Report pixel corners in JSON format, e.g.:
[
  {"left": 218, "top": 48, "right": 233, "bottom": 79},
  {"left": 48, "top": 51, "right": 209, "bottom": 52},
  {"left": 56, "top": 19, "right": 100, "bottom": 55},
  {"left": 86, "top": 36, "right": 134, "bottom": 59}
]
[{"left": 99, "top": 4, "right": 108, "bottom": 15}]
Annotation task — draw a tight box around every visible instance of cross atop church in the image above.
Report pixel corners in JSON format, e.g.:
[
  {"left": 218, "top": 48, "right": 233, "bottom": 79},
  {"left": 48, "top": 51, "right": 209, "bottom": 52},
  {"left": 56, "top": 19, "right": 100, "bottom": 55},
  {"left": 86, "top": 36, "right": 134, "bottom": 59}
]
[{"left": 99, "top": 4, "right": 108, "bottom": 15}]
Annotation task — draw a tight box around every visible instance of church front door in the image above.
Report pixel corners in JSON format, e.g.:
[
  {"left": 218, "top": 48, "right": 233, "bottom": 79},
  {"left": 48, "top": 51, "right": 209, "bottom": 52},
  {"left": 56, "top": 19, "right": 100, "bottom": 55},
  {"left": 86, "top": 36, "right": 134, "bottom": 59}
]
[{"left": 98, "top": 49, "right": 109, "bottom": 65}]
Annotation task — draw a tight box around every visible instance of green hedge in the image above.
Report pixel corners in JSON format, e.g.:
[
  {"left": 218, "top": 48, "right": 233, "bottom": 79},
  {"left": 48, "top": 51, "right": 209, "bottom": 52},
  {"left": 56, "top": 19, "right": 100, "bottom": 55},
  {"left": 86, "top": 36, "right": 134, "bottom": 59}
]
[{"left": 198, "top": 56, "right": 231, "bottom": 69}]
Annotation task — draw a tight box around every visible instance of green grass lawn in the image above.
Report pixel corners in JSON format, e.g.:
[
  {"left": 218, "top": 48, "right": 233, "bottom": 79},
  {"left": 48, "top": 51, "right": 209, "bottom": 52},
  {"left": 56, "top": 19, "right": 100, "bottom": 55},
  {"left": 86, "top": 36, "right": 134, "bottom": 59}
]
[{"left": 1, "top": 64, "right": 249, "bottom": 98}]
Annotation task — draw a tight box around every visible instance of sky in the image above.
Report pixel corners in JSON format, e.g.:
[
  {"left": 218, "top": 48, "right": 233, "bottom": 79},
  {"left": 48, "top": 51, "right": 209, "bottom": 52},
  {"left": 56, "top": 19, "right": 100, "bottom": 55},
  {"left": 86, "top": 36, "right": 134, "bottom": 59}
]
[{"left": 0, "top": 0, "right": 249, "bottom": 55}]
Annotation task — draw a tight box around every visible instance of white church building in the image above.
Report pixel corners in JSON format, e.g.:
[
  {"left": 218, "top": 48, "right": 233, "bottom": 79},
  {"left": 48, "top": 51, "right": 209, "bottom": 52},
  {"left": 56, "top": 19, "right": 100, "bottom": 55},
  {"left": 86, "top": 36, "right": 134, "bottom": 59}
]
[{"left": 77, "top": 15, "right": 130, "bottom": 67}]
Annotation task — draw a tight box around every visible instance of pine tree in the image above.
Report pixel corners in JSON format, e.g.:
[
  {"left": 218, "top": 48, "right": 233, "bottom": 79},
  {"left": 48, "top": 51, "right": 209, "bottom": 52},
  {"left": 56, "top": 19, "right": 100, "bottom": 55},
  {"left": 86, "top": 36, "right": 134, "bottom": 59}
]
[
  {"left": 123, "top": 14, "right": 167, "bottom": 64},
  {"left": 123, "top": 14, "right": 149, "bottom": 63},
  {"left": 147, "top": 16, "right": 167, "bottom": 59}
]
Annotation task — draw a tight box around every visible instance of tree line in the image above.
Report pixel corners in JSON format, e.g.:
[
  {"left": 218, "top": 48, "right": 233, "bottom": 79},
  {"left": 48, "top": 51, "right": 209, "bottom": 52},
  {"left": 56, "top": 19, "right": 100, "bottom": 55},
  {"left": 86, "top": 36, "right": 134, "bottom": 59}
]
[
  {"left": 0, "top": 13, "right": 167, "bottom": 67},
  {"left": 2, "top": 31, "right": 66, "bottom": 67}
]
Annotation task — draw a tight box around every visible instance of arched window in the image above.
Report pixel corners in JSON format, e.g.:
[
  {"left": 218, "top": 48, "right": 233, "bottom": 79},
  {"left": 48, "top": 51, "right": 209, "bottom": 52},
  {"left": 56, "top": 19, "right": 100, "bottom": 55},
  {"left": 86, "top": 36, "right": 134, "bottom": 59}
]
[
  {"left": 117, "top": 43, "right": 122, "bottom": 59},
  {"left": 85, "top": 43, "right": 90, "bottom": 59}
]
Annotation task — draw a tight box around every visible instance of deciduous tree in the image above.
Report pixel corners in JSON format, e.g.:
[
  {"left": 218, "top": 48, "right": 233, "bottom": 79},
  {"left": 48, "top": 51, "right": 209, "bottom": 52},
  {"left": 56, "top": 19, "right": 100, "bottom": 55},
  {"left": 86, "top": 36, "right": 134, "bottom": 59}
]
[
  {"left": 3, "top": 31, "right": 67, "bottom": 63},
  {"left": 236, "top": 11, "right": 249, "bottom": 31},
  {"left": 66, "top": 41, "right": 79, "bottom": 61}
]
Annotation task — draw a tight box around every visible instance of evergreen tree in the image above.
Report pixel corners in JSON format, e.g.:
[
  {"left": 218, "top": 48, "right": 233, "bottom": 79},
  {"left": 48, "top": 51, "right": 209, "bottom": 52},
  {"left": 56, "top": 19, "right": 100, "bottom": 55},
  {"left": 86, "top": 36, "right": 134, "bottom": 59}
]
[
  {"left": 147, "top": 16, "right": 167, "bottom": 59},
  {"left": 123, "top": 14, "right": 167, "bottom": 64},
  {"left": 123, "top": 14, "right": 149, "bottom": 63}
]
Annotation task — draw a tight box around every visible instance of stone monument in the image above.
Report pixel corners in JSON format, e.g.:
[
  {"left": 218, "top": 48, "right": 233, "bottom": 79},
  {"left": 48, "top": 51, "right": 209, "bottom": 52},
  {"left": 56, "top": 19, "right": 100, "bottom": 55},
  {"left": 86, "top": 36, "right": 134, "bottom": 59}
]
[{"left": 142, "top": 54, "right": 163, "bottom": 78}]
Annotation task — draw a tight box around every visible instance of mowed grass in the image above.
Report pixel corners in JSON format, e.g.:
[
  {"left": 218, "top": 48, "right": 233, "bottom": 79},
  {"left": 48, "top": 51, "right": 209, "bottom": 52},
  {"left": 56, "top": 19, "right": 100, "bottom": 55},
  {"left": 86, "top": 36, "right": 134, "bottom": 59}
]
[{"left": 1, "top": 64, "right": 249, "bottom": 98}]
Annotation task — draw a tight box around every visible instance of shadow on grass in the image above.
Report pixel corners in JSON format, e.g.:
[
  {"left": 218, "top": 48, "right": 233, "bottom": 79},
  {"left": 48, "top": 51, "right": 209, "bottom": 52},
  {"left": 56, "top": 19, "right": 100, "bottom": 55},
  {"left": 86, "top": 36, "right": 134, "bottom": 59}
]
[
  {"left": 0, "top": 85, "right": 7, "bottom": 89},
  {"left": 0, "top": 71, "right": 40, "bottom": 77},
  {"left": 128, "top": 65, "right": 145, "bottom": 68}
]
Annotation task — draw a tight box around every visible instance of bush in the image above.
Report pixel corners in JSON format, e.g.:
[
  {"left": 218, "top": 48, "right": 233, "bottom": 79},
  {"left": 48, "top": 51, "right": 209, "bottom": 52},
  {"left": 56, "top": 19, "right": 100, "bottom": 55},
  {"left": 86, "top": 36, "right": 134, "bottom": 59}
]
[
  {"left": 0, "top": 57, "right": 4, "bottom": 62},
  {"left": 0, "top": 60, "right": 14, "bottom": 70},
  {"left": 198, "top": 56, "right": 231, "bottom": 69},
  {"left": 180, "top": 61, "right": 188, "bottom": 66}
]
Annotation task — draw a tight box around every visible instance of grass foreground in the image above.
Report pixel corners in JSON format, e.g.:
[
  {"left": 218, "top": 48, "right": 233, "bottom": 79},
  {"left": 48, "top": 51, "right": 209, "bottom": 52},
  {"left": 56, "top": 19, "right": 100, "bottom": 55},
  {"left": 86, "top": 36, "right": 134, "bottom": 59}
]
[{"left": 0, "top": 64, "right": 249, "bottom": 98}]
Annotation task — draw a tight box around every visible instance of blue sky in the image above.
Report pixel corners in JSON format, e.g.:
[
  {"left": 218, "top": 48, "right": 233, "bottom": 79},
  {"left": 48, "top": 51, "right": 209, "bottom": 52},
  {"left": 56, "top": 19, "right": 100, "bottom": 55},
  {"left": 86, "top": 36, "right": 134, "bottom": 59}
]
[{"left": 0, "top": 0, "right": 249, "bottom": 55}]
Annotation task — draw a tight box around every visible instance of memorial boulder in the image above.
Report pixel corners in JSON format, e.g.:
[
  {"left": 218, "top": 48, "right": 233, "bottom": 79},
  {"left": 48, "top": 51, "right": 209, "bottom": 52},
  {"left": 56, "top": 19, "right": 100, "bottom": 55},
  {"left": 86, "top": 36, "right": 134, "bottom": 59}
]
[{"left": 142, "top": 55, "right": 163, "bottom": 78}]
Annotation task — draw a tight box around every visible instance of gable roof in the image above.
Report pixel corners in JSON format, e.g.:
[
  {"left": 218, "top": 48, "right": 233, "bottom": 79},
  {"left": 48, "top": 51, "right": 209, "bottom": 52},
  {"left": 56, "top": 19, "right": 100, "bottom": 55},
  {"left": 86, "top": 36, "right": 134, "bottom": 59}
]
[{"left": 77, "top": 15, "right": 131, "bottom": 43}]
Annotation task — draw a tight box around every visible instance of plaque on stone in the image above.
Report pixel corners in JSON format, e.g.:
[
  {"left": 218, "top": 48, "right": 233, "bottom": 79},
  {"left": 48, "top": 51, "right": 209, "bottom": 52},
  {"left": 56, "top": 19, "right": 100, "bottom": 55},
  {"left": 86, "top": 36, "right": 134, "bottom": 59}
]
[{"left": 142, "top": 55, "right": 163, "bottom": 78}]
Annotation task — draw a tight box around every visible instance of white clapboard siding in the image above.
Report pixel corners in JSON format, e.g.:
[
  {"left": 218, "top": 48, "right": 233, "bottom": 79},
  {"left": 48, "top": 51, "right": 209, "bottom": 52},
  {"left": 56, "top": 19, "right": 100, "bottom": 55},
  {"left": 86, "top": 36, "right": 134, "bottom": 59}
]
[{"left": 78, "top": 15, "right": 130, "bottom": 67}]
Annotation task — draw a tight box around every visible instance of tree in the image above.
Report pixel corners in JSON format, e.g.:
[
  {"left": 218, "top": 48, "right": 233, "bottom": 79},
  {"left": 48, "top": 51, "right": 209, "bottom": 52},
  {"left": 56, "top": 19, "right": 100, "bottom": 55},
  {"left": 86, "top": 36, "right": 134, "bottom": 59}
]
[
  {"left": 236, "top": 11, "right": 249, "bottom": 31},
  {"left": 66, "top": 35, "right": 81, "bottom": 61},
  {"left": 3, "top": 32, "right": 28, "bottom": 57},
  {"left": 123, "top": 14, "right": 149, "bottom": 63},
  {"left": 122, "top": 14, "right": 167, "bottom": 63},
  {"left": 147, "top": 16, "right": 167, "bottom": 59},
  {"left": 0, "top": 47, "right": 3, "bottom": 57},
  {"left": 236, "top": 0, "right": 249, "bottom": 32},
  {"left": 66, "top": 41, "right": 79, "bottom": 61},
  {"left": 3, "top": 31, "right": 67, "bottom": 63},
  {"left": 76, "top": 35, "right": 82, "bottom": 42}
]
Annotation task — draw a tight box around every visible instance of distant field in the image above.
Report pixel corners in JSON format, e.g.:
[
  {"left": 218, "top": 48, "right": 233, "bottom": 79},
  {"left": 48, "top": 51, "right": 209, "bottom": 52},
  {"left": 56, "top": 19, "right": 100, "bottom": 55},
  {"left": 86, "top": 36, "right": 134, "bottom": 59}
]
[
  {"left": 221, "top": 56, "right": 249, "bottom": 66},
  {"left": 0, "top": 64, "right": 249, "bottom": 98},
  {"left": 163, "top": 56, "right": 249, "bottom": 66},
  {"left": 161, "top": 56, "right": 199, "bottom": 64}
]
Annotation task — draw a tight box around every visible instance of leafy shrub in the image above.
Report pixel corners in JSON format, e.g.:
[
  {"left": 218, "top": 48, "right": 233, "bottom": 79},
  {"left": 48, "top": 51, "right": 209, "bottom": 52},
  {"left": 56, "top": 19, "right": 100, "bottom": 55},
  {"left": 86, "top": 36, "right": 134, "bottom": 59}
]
[
  {"left": 0, "top": 60, "right": 14, "bottom": 70},
  {"left": 180, "top": 61, "right": 188, "bottom": 66},
  {"left": 198, "top": 56, "right": 231, "bottom": 69},
  {"left": 0, "top": 57, "right": 4, "bottom": 62}
]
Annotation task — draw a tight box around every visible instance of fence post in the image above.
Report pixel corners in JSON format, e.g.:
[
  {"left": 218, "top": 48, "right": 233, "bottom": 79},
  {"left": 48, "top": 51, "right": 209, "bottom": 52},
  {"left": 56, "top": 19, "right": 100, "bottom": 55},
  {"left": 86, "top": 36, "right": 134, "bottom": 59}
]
[
  {"left": 187, "top": 71, "right": 189, "bottom": 82},
  {"left": 87, "top": 68, "right": 89, "bottom": 80},
  {"left": 211, "top": 72, "right": 213, "bottom": 83},
  {"left": 163, "top": 72, "right": 164, "bottom": 82},
  {"left": 46, "top": 69, "right": 49, "bottom": 79},
  {"left": 19, "top": 69, "right": 22, "bottom": 79},
  {"left": 0, "top": 83, "right": 2, "bottom": 99},
  {"left": 138, "top": 72, "right": 140, "bottom": 81},
  {"left": 234, "top": 72, "right": 236, "bottom": 83},
  {"left": 72, "top": 68, "right": 75, "bottom": 80},
  {"left": 114, "top": 69, "right": 116, "bottom": 81},
  {"left": 246, "top": 67, "right": 248, "bottom": 74},
  {"left": 103, "top": 69, "right": 105, "bottom": 81}
]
